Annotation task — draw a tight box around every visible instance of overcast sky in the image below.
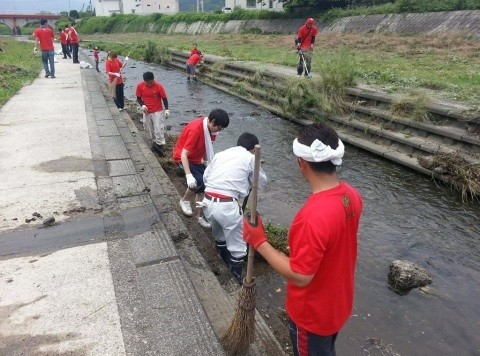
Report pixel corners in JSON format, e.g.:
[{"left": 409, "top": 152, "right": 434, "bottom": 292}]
[{"left": 0, "top": 0, "right": 87, "bottom": 13}]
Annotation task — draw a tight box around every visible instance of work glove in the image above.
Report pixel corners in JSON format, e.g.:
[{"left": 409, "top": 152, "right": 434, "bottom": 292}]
[
  {"left": 141, "top": 105, "right": 148, "bottom": 113},
  {"left": 243, "top": 214, "right": 268, "bottom": 249},
  {"left": 164, "top": 109, "right": 170, "bottom": 118},
  {"left": 186, "top": 174, "right": 197, "bottom": 189}
]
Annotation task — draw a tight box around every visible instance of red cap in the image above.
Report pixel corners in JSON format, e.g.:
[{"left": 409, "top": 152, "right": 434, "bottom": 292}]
[{"left": 306, "top": 18, "right": 315, "bottom": 25}]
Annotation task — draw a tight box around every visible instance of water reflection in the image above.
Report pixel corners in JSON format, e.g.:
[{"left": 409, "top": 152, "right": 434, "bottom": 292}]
[{"left": 98, "top": 51, "right": 480, "bottom": 356}]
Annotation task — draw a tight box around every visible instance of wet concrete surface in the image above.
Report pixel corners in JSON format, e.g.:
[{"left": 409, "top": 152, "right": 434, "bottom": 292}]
[{"left": 96, "top": 52, "right": 480, "bottom": 356}]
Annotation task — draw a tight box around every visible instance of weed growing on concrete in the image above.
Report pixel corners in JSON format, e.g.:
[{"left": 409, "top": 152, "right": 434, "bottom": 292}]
[{"left": 390, "top": 91, "right": 431, "bottom": 121}]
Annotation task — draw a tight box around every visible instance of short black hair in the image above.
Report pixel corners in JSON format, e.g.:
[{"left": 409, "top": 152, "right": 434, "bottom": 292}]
[
  {"left": 237, "top": 132, "right": 259, "bottom": 151},
  {"left": 208, "top": 109, "right": 229, "bottom": 128},
  {"left": 40, "top": 19, "right": 47, "bottom": 25},
  {"left": 297, "top": 123, "right": 339, "bottom": 174},
  {"left": 143, "top": 71, "right": 154, "bottom": 81}
]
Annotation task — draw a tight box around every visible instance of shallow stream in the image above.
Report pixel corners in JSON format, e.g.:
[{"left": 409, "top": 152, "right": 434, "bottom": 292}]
[{"left": 97, "top": 52, "right": 480, "bottom": 356}]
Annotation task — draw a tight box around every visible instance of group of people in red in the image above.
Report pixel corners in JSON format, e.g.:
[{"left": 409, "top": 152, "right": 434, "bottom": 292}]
[{"left": 34, "top": 19, "right": 81, "bottom": 79}]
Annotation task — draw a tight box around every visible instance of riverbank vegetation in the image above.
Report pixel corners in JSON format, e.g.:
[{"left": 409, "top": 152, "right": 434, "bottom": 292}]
[
  {"left": 0, "top": 38, "right": 41, "bottom": 107},
  {"left": 82, "top": 31, "right": 480, "bottom": 105}
]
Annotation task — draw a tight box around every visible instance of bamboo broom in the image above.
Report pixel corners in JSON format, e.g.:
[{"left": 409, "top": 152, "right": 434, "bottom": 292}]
[{"left": 221, "top": 144, "right": 261, "bottom": 356}]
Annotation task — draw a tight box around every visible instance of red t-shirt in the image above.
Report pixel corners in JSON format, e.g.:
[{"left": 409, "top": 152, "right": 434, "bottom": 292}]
[
  {"left": 286, "top": 182, "right": 362, "bottom": 336},
  {"left": 59, "top": 32, "right": 67, "bottom": 44},
  {"left": 34, "top": 26, "right": 54, "bottom": 51},
  {"left": 93, "top": 50, "right": 99, "bottom": 60},
  {"left": 135, "top": 81, "right": 167, "bottom": 113},
  {"left": 105, "top": 58, "right": 123, "bottom": 84},
  {"left": 297, "top": 25, "right": 318, "bottom": 50},
  {"left": 191, "top": 48, "right": 200, "bottom": 55},
  {"left": 187, "top": 53, "right": 202, "bottom": 66},
  {"left": 173, "top": 117, "right": 216, "bottom": 164},
  {"left": 69, "top": 27, "right": 79, "bottom": 43},
  {"left": 65, "top": 28, "right": 71, "bottom": 43}
]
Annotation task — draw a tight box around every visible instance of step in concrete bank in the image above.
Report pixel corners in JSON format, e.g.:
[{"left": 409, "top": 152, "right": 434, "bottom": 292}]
[{"left": 168, "top": 51, "right": 480, "bottom": 195}]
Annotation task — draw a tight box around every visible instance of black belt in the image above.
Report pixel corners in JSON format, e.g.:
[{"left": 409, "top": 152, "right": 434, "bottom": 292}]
[{"left": 205, "top": 194, "right": 237, "bottom": 202}]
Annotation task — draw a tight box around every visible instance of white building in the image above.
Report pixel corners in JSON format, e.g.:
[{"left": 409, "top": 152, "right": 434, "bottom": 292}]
[
  {"left": 95, "top": 0, "right": 179, "bottom": 16},
  {"left": 224, "top": 0, "right": 284, "bottom": 12}
]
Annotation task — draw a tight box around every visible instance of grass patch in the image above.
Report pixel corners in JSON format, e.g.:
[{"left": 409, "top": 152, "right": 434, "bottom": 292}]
[
  {"left": 431, "top": 153, "right": 480, "bottom": 201},
  {"left": 0, "top": 38, "right": 41, "bottom": 107},
  {"left": 390, "top": 91, "right": 431, "bottom": 121},
  {"left": 264, "top": 222, "right": 289, "bottom": 255}
]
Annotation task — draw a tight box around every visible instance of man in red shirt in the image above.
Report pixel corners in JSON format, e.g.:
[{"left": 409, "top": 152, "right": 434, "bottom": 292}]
[
  {"left": 69, "top": 23, "right": 80, "bottom": 64},
  {"left": 136, "top": 71, "right": 169, "bottom": 156},
  {"left": 244, "top": 123, "right": 363, "bottom": 356},
  {"left": 186, "top": 51, "right": 203, "bottom": 82},
  {"left": 105, "top": 51, "right": 127, "bottom": 111},
  {"left": 173, "top": 109, "right": 230, "bottom": 228},
  {"left": 295, "top": 17, "right": 318, "bottom": 78},
  {"left": 34, "top": 19, "right": 55, "bottom": 78},
  {"left": 58, "top": 28, "right": 71, "bottom": 59}
]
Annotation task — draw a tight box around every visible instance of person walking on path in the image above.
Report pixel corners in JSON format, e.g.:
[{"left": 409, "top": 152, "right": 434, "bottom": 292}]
[
  {"left": 106, "top": 51, "right": 127, "bottom": 111},
  {"left": 186, "top": 51, "right": 203, "bottom": 82},
  {"left": 243, "top": 122, "right": 363, "bottom": 356},
  {"left": 69, "top": 23, "right": 80, "bottom": 64},
  {"left": 295, "top": 18, "right": 318, "bottom": 78},
  {"left": 173, "top": 109, "right": 230, "bottom": 228},
  {"left": 136, "top": 71, "right": 170, "bottom": 156},
  {"left": 93, "top": 47, "right": 100, "bottom": 72},
  {"left": 34, "top": 19, "right": 55, "bottom": 78},
  {"left": 58, "top": 28, "right": 71, "bottom": 59},
  {"left": 202, "top": 132, "right": 267, "bottom": 283}
]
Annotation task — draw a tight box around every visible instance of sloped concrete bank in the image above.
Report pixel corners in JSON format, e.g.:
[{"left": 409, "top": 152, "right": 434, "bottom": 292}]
[
  {"left": 159, "top": 10, "right": 480, "bottom": 37},
  {"left": 168, "top": 51, "right": 480, "bottom": 195}
]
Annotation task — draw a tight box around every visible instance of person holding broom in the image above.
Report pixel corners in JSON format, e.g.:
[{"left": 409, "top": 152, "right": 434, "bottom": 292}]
[
  {"left": 201, "top": 132, "right": 267, "bottom": 283},
  {"left": 173, "top": 109, "right": 230, "bottom": 228},
  {"left": 243, "top": 122, "right": 363, "bottom": 356},
  {"left": 295, "top": 17, "right": 318, "bottom": 78}
]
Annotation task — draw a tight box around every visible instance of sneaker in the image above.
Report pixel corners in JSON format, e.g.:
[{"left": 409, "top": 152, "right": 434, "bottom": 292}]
[
  {"left": 51, "top": 75, "right": 56, "bottom": 78},
  {"left": 197, "top": 216, "right": 211, "bottom": 228},
  {"left": 118, "top": 108, "right": 124, "bottom": 112},
  {"left": 151, "top": 142, "right": 164, "bottom": 157},
  {"left": 179, "top": 199, "right": 193, "bottom": 216},
  {"left": 297, "top": 74, "right": 302, "bottom": 78},
  {"left": 44, "top": 74, "right": 50, "bottom": 78}
]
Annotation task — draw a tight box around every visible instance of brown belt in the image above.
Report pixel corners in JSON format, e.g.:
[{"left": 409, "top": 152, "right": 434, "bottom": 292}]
[{"left": 205, "top": 194, "right": 237, "bottom": 203}]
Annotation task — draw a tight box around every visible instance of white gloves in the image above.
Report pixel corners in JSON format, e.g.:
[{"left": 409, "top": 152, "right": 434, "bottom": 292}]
[
  {"left": 114, "top": 73, "right": 121, "bottom": 78},
  {"left": 164, "top": 109, "right": 170, "bottom": 118},
  {"left": 142, "top": 105, "right": 148, "bottom": 113},
  {"left": 186, "top": 174, "right": 197, "bottom": 189},
  {"left": 125, "top": 56, "right": 129, "bottom": 62}
]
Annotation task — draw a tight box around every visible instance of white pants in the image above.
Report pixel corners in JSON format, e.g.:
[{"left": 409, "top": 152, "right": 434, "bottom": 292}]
[
  {"left": 143, "top": 110, "right": 166, "bottom": 145},
  {"left": 202, "top": 199, "right": 246, "bottom": 258}
]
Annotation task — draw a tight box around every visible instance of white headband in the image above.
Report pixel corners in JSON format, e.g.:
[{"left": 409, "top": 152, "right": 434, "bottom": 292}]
[{"left": 292, "top": 138, "right": 344, "bottom": 166}]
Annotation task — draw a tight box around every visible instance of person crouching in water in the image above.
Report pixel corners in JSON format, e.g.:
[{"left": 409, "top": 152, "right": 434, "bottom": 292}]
[
  {"left": 186, "top": 51, "right": 203, "bottom": 82},
  {"left": 202, "top": 132, "right": 267, "bottom": 283}
]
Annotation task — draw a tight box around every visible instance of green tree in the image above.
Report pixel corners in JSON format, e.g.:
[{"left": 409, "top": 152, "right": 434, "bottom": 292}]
[{"left": 69, "top": 10, "right": 79, "bottom": 19}]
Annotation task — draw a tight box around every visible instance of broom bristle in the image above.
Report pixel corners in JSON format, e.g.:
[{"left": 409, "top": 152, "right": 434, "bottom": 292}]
[{"left": 221, "top": 279, "right": 256, "bottom": 356}]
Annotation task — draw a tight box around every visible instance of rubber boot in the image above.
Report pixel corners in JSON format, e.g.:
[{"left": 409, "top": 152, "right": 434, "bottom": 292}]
[
  {"left": 215, "top": 240, "right": 230, "bottom": 265},
  {"left": 152, "top": 142, "right": 164, "bottom": 157},
  {"left": 229, "top": 255, "right": 245, "bottom": 285}
]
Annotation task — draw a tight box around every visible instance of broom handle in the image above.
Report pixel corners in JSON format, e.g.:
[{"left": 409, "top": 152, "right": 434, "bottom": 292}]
[{"left": 245, "top": 144, "right": 261, "bottom": 284}]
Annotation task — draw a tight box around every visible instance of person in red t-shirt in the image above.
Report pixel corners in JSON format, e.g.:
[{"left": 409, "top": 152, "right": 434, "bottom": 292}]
[
  {"left": 136, "top": 71, "right": 169, "bottom": 156},
  {"left": 186, "top": 52, "right": 203, "bottom": 82},
  {"left": 173, "top": 109, "right": 230, "bottom": 228},
  {"left": 295, "top": 17, "right": 319, "bottom": 78},
  {"left": 69, "top": 23, "right": 80, "bottom": 64},
  {"left": 190, "top": 43, "right": 200, "bottom": 56},
  {"left": 64, "top": 25, "right": 72, "bottom": 52},
  {"left": 244, "top": 123, "right": 363, "bottom": 356},
  {"left": 58, "top": 28, "right": 71, "bottom": 59},
  {"left": 105, "top": 51, "right": 127, "bottom": 110},
  {"left": 34, "top": 19, "right": 55, "bottom": 78},
  {"left": 93, "top": 47, "right": 100, "bottom": 72}
]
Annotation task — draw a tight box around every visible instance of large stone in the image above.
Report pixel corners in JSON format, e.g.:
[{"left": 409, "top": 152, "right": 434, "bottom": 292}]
[{"left": 388, "top": 260, "right": 432, "bottom": 295}]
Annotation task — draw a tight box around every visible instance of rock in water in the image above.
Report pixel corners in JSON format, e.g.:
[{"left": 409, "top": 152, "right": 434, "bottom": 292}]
[
  {"left": 43, "top": 217, "right": 56, "bottom": 227},
  {"left": 388, "top": 260, "right": 432, "bottom": 295}
]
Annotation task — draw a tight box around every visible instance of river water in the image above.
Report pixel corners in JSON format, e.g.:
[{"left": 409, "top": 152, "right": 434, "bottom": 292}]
[{"left": 98, "top": 52, "right": 480, "bottom": 356}]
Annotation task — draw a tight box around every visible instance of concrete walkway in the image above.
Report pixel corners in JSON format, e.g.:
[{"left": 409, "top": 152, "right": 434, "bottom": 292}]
[{"left": 0, "top": 47, "right": 286, "bottom": 356}]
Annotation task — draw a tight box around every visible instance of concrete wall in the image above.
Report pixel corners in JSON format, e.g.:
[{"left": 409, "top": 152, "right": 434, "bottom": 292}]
[{"left": 162, "top": 10, "right": 480, "bottom": 36}]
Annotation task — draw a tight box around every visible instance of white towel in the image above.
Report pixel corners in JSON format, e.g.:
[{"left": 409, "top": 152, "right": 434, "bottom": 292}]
[{"left": 203, "top": 116, "right": 215, "bottom": 163}]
